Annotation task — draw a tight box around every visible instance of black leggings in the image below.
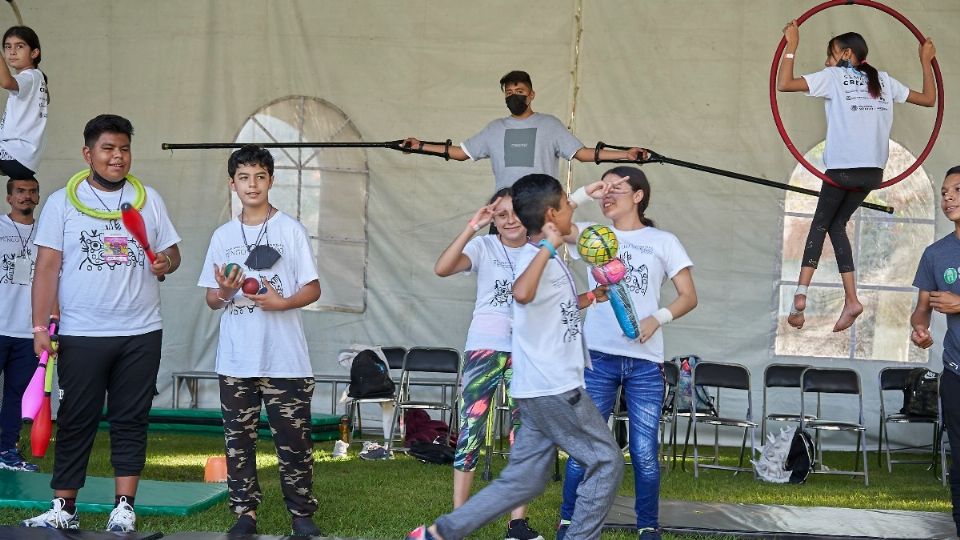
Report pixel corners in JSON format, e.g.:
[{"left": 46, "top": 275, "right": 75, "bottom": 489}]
[
  {"left": 940, "top": 369, "right": 960, "bottom": 535},
  {"left": 801, "top": 168, "right": 883, "bottom": 274}
]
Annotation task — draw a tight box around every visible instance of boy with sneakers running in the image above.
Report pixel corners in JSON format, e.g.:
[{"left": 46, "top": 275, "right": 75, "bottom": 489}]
[
  {"left": 22, "top": 114, "right": 181, "bottom": 532},
  {"left": 0, "top": 177, "right": 41, "bottom": 473},
  {"left": 407, "top": 174, "right": 624, "bottom": 540},
  {"left": 198, "top": 144, "right": 323, "bottom": 536}
]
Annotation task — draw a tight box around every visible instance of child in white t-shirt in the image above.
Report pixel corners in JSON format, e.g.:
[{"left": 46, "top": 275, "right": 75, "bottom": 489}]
[
  {"left": 434, "top": 187, "right": 544, "bottom": 540},
  {"left": 0, "top": 26, "right": 48, "bottom": 181},
  {"left": 777, "top": 22, "right": 936, "bottom": 332},
  {"left": 197, "top": 145, "right": 323, "bottom": 537},
  {"left": 559, "top": 167, "right": 698, "bottom": 540},
  {"left": 408, "top": 174, "right": 622, "bottom": 540}
]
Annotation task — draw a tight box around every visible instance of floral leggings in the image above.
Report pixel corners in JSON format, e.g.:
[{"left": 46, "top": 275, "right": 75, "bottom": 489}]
[{"left": 454, "top": 350, "right": 520, "bottom": 472}]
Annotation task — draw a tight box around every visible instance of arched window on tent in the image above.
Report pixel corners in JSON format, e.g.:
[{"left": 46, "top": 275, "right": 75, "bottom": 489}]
[
  {"left": 233, "top": 96, "right": 368, "bottom": 313},
  {"left": 775, "top": 140, "right": 934, "bottom": 362}
]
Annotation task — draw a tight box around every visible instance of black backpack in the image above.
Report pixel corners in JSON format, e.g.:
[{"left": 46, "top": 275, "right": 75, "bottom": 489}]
[
  {"left": 901, "top": 368, "right": 939, "bottom": 418},
  {"left": 408, "top": 440, "right": 455, "bottom": 465},
  {"left": 348, "top": 349, "right": 395, "bottom": 399},
  {"left": 785, "top": 429, "right": 815, "bottom": 484}
]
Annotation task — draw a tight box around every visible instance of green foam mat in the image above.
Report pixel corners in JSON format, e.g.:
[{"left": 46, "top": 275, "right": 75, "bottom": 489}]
[
  {"left": 99, "top": 408, "right": 342, "bottom": 442},
  {"left": 0, "top": 469, "right": 227, "bottom": 516}
]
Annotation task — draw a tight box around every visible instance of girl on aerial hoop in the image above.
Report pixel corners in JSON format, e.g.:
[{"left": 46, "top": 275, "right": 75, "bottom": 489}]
[{"left": 778, "top": 21, "right": 936, "bottom": 331}]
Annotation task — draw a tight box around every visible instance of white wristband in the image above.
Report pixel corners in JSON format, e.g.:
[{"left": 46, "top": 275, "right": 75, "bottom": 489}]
[
  {"left": 784, "top": 53, "right": 795, "bottom": 59},
  {"left": 653, "top": 307, "right": 673, "bottom": 326},
  {"left": 568, "top": 186, "right": 592, "bottom": 208}
]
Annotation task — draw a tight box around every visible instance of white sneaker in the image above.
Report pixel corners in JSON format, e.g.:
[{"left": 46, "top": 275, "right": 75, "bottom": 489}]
[
  {"left": 106, "top": 497, "right": 136, "bottom": 532},
  {"left": 20, "top": 498, "right": 79, "bottom": 529}
]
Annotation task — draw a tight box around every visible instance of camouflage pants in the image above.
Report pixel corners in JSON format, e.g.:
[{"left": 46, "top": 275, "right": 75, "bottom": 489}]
[{"left": 218, "top": 375, "right": 318, "bottom": 516}]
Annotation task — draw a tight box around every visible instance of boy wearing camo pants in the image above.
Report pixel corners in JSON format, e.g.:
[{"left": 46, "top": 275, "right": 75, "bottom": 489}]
[{"left": 198, "top": 145, "right": 323, "bottom": 536}]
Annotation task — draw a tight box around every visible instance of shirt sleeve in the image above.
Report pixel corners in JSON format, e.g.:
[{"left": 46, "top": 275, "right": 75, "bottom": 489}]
[
  {"left": 148, "top": 190, "right": 182, "bottom": 252},
  {"left": 461, "top": 122, "right": 493, "bottom": 161},
  {"left": 550, "top": 116, "right": 585, "bottom": 160},
  {"left": 662, "top": 232, "right": 694, "bottom": 279},
  {"left": 887, "top": 74, "right": 911, "bottom": 104},
  {"left": 292, "top": 221, "right": 320, "bottom": 289},
  {"left": 912, "top": 247, "right": 938, "bottom": 292},
  {"left": 11, "top": 70, "right": 36, "bottom": 98},
  {"left": 197, "top": 231, "right": 221, "bottom": 289},
  {"left": 802, "top": 68, "right": 833, "bottom": 99},
  {"left": 32, "top": 191, "right": 64, "bottom": 251},
  {"left": 462, "top": 235, "right": 484, "bottom": 273}
]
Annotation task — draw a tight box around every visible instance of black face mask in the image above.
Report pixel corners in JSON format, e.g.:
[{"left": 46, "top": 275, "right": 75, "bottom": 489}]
[
  {"left": 837, "top": 58, "right": 852, "bottom": 68},
  {"left": 244, "top": 244, "right": 281, "bottom": 270},
  {"left": 505, "top": 94, "right": 528, "bottom": 116}
]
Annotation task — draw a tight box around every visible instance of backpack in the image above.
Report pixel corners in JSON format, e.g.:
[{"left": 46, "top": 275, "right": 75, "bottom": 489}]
[
  {"left": 348, "top": 349, "right": 395, "bottom": 399},
  {"left": 901, "top": 368, "right": 939, "bottom": 418},
  {"left": 672, "top": 355, "right": 717, "bottom": 415},
  {"left": 408, "top": 440, "right": 455, "bottom": 465},
  {"left": 753, "top": 426, "right": 814, "bottom": 484},
  {"left": 403, "top": 409, "right": 450, "bottom": 445}
]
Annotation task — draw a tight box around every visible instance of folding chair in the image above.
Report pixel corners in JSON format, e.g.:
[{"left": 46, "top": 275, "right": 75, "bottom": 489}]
[
  {"left": 346, "top": 346, "right": 406, "bottom": 444},
  {"left": 800, "top": 367, "right": 868, "bottom": 485},
  {"left": 878, "top": 367, "right": 939, "bottom": 473},
  {"left": 691, "top": 361, "right": 756, "bottom": 478},
  {"left": 762, "top": 363, "right": 815, "bottom": 436},
  {"left": 386, "top": 347, "right": 462, "bottom": 452}
]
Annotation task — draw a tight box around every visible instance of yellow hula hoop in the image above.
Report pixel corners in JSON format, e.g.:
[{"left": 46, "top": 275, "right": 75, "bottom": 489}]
[{"left": 66, "top": 170, "right": 146, "bottom": 220}]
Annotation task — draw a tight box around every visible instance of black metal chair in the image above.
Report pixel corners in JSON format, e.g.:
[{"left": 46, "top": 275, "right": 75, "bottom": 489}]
[
  {"left": 691, "top": 361, "right": 756, "bottom": 478},
  {"left": 386, "top": 347, "right": 462, "bottom": 452},
  {"left": 878, "top": 367, "right": 939, "bottom": 473},
  {"left": 800, "top": 367, "right": 868, "bottom": 485},
  {"left": 346, "top": 346, "right": 406, "bottom": 443},
  {"left": 656, "top": 361, "right": 680, "bottom": 471},
  {"left": 664, "top": 356, "right": 715, "bottom": 471},
  {"left": 762, "top": 363, "right": 815, "bottom": 436}
]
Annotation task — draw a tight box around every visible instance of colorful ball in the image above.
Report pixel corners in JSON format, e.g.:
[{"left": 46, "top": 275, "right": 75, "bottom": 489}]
[
  {"left": 224, "top": 263, "right": 240, "bottom": 278},
  {"left": 242, "top": 277, "right": 261, "bottom": 295},
  {"left": 591, "top": 258, "right": 626, "bottom": 285},
  {"left": 577, "top": 225, "right": 619, "bottom": 266}
]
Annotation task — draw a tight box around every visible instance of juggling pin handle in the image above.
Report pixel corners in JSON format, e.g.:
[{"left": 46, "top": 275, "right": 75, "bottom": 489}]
[
  {"left": 21, "top": 319, "right": 58, "bottom": 422},
  {"left": 120, "top": 203, "right": 165, "bottom": 282}
]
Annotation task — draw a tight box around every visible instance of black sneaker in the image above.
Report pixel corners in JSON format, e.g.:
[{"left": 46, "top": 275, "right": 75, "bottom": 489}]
[
  {"left": 228, "top": 514, "right": 257, "bottom": 535},
  {"left": 506, "top": 518, "right": 544, "bottom": 540},
  {"left": 556, "top": 521, "right": 570, "bottom": 540},
  {"left": 292, "top": 515, "right": 324, "bottom": 537},
  {"left": 638, "top": 527, "right": 663, "bottom": 540}
]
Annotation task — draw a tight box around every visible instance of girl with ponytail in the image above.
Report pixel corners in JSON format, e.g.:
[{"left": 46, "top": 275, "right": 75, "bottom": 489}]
[
  {"left": 558, "top": 166, "right": 697, "bottom": 539},
  {"left": 777, "top": 21, "right": 936, "bottom": 332}
]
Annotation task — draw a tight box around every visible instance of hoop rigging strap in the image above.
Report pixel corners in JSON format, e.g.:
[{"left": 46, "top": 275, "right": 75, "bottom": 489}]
[{"left": 161, "top": 139, "right": 455, "bottom": 160}]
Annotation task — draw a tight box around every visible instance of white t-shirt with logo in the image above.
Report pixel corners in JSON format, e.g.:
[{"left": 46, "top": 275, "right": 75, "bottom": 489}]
[
  {"left": 198, "top": 211, "right": 319, "bottom": 378},
  {"left": 573, "top": 223, "right": 693, "bottom": 362},
  {"left": 33, "top": 181, "right": 180, "bottom": 336},
  {"left": 509, "top": 249, "right": 587, "bottom": 399},
  {"left": 0, "top": 68, "right": 48, "bottom": 172},
  {"left": 0, "top": 215, "right": 36, "bottom": 338},
  {"left": 802, "top": 66, "right": 910, "bottom": 170},
  {"left": 461, "top": 235, "right": 537, "bottom": 352}
]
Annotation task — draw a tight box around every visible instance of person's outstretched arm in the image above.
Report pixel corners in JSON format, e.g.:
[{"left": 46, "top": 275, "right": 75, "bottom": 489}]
[
  {"left": 777, "top": 20, "right": 809, "bottom": 92},
  {"left": 906, "top": 39, "right": 936, "bottom": 107}
]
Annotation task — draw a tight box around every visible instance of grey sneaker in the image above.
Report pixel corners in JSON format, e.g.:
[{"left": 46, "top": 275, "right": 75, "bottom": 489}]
[
  {"left": 638, "top": 527, "right": 662, "bottom": 540},
  {"left": 359, "top": 442, "right": 393, "bottom": 461},
  {"left": 105, "top": 497, "right": 136, "bottom": 532},
  {"left": 20, "top": 498, "right": 79, "bottom": 529},
  {"left": 0, "top": 448, "right": 39, "bottom": 472}
]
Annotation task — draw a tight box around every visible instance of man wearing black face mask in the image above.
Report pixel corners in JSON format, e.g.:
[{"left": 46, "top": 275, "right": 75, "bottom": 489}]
[{"left": 404, "top": 70, "right": 644, "bottom": 191}]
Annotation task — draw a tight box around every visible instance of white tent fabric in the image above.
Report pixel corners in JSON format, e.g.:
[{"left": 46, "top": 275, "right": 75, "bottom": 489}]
[{"left": 15, "top": 0, "right": 960, "bottom": 447}]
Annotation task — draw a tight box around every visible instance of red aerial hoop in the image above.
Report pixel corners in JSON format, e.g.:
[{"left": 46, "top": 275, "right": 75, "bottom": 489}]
[{"left": 770, "top": 0, "right": 944, "bottom": 190}]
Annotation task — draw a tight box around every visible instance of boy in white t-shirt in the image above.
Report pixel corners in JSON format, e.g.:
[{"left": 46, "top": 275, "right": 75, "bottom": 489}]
[
  {"left": 408, "top": 174, "right": 623, "bottom": 540},
  {"left": 23, "top": 114, "right": 181, "bottom": 533},
  {"left": 0, "top": 177, "right": 40, "bottom": 472},
  {"left": 197, "top": 144, "right": 323, "bottom": 537}
]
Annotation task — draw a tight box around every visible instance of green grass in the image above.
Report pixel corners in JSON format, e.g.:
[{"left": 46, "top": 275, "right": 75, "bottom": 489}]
[{"left": 0, "top": 427, "right": 949, "bottom": 539}]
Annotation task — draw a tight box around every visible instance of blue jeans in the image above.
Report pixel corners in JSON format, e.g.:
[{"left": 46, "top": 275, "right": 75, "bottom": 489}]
[
  {"left": 0, "top": 334, "right": 37, "bottom": 450},
  {"left": 560, "top": 351, "right": 663, "bottom": 529}
]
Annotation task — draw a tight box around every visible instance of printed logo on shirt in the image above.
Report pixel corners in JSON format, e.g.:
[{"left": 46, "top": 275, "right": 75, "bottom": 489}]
[
  {"left": 79, "top": 223, "right": 145, "bottom": 272},
  {"left": 620, "top": 251, "right": 649, "bottom": 296},
  {"left": 945, "top": 267, "right": 958, "bottom": 285},
  {"left": 490, "top": 279, "right": 513, "bottom": 307},
  {"left": 503, "top": 128, "right": 537, "bottom": 168},
  {"left": 560, "top": 299, "right": 582, "bottom": 343}
]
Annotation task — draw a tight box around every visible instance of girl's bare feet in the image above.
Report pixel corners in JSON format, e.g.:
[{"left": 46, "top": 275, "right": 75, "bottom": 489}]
[
  {"left": 788, "top": 293, "right": 806, "bottom": 329},
  {"left": 833, "top": 301, "right": 863, "bottom": 332}
]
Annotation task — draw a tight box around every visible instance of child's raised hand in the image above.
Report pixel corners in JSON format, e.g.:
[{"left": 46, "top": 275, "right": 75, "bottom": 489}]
[
  {"left": 542, "top": 222, "right": 563, "bottom": 248},
  {"left": 919, "top": 38, "right": 936, "bottom": 64},
  {"left": 783, "top": 20, "right": 799, "bottom": 47},
  {"left": 585, "top": 176, "right": 630, "bottom": 199},
  {"left": 468, "top": 197, "right": 501, "bottom": 231}
]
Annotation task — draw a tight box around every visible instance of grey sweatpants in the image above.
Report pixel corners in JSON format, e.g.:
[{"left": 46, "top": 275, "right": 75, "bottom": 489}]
[{"left": 435, "top": 387, "right": 624, "bottom": 540}]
